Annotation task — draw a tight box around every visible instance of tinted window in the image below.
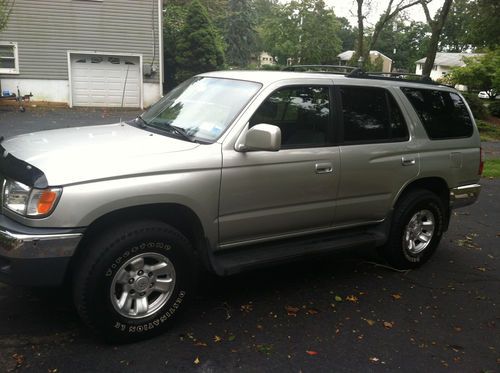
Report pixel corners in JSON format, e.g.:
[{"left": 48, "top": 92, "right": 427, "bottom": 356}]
[
  {"left": 250, "top": 86, "right": 331, "bottom": 148},
  {"left": 401, "top": 88, "right": 473, "bottom": 139},
  {"left": 340, "top": 86, "right": 408, "bottom": 143}
]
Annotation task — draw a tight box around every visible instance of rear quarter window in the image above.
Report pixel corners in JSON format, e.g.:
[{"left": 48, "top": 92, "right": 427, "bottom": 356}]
[{"left": 401, "top": 87, "right": 473, "bottom": 140}]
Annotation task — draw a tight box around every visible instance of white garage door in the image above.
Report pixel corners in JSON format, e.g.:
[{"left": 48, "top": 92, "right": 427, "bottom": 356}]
[{"left": 70, "top": 54, "right": 141, "bottom": 107}]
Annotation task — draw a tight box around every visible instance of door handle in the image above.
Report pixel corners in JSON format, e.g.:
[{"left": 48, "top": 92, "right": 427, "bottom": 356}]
[
  {"left": 315, "top": 162, "right": 333, "bottom": 174},
  {"left": 401, "top": 157, "right": 416, "bottom": 166}
]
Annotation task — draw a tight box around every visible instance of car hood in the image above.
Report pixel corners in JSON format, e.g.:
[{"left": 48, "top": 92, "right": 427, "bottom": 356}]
[{"left": 1, "top": 123, "right": 200, "bottom": 185}]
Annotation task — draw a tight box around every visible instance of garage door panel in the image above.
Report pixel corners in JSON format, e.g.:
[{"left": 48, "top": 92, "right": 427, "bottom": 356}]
[{"left": 71, "top": 54, "right": 141, "bottom": 108}]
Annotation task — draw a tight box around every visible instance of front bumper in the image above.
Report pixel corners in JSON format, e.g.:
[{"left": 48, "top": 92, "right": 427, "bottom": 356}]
[
  {"left": 450, "top": 183, "right": 481, "bottom": 209},
  {"left": 0, "top": 214, "right": 83, "bottom": 286}
]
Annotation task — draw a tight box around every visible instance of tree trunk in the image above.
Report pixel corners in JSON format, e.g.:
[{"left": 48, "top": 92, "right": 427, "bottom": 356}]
[
  {"left": 421, "top": 0, "right": 453, "bottom": 77},
  {"left": 355, "top": 0, "right": 364, "bottom": 66}
]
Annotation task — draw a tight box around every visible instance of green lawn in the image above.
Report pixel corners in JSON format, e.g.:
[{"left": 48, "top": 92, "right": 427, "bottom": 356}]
[
  {"left": 477, "top": 120, "right": 500, "bottom": 142},
  {"left": 483, "top": 159, "right": 500, "bottom": 178}
]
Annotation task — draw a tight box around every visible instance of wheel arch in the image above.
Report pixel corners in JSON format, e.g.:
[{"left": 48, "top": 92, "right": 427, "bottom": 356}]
[
  {"left": 68, "top": 203, "right": 210, "bottom": 278},
  {"left": 393, "top": 177, "right": 450, "bottom": 229}
]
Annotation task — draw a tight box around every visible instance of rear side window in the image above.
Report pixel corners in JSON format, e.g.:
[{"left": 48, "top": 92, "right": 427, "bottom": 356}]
[
  {"left": 340, "top": 86, "right": 409, "bottom": 143},
  {"left": 401, "top": 88, "right": 473, "bottom": 139}
]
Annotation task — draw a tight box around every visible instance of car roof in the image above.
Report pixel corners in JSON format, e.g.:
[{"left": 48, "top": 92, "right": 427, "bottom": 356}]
[{"left": 200, "top": 70, "right": 455, "bottom": 92}]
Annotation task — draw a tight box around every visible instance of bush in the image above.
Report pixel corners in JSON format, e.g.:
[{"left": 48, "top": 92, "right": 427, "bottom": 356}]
[
  {"left": 462, "top": 93, "right": 489, "bottom": 119},
  {"left": 488, "top": 101, "right": 500, "bottom": 117}
]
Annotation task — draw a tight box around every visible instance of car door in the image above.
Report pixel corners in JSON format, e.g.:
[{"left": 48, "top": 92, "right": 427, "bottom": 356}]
[
  {"left": 334, "top": 85, "right": 420, "bottom": 225},
  {"left": 218, "top": 84, "right": 340, "bottom": 247}
]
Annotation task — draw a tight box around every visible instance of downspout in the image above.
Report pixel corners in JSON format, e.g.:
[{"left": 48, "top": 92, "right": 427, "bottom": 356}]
[{"left": 158, "top": 0, "right": 164, "bottom": 98}]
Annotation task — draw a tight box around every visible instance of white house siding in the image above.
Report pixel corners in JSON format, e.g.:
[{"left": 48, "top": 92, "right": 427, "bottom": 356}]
[{"left": 0, "top": 0, "right": 163, "bottom": 107}]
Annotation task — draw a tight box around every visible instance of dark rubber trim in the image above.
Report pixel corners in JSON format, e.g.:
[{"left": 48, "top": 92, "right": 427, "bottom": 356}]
[{"left": 0, "top": 143, "right": 48, "bottom": 188}]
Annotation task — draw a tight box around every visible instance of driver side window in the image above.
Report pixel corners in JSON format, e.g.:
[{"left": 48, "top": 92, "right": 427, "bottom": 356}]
[{"left": 249, "top": 85, "right": 332, "bottom": 148}]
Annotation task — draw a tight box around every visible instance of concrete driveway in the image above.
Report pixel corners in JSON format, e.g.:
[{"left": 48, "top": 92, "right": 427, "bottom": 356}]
[{"left": 0, "top": 107, "right": 498, "bottom": 372}]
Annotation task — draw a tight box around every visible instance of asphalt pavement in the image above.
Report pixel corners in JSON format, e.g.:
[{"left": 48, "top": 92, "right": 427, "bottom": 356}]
[{"left": 0, "top": 107, "right": 498, "bottom": 372}]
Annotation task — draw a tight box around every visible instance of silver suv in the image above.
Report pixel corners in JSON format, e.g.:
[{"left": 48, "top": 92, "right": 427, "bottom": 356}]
[{"left": 0, "top": 69, "right": 482, "bottom": 342}]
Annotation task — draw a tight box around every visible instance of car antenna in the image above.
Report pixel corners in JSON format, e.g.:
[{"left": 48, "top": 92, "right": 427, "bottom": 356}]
[{"left": 119, "top": 64, "right": 130, "bottom": 124}]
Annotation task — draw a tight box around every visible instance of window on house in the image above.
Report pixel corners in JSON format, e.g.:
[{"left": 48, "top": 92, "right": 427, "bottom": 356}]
[{"left": 0, "top": 42, "right": 19, "bottom": 74}]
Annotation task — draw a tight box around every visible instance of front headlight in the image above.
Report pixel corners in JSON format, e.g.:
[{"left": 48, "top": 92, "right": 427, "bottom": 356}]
[{"left": 3, "top": 180, "right": 62, "bottom": 217}]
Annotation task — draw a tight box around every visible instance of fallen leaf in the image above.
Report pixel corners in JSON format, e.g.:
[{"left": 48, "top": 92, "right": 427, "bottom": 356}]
[
  {"left": 240, "top": 304, "right": 253, "bottom": 312},
  {"left": 391, "top": 293, "right": 402, "bottom": 300},
  {"left": 228, "top": 335, "right": 236, "bottom": 342},
  {"left": 256, "top": 344, "right": 273, "bottom": 355},
  {"left": 383, "top": 321, "right": 394, "bottom": 329},
  {"left": 213, "top": 335, "right": 222, "bottom": 343},
  {"left": 346, "top": 295, "right": 358, "bottom": 303},
  {"left": 307, "top": 308, "right": 320, "bottom": 315},
  {"left": 453, "top": 326, "right": 462, "bottom": 332},
  {"left": 306, "top": 350, "right": 318, "bottom": 356},
  {"left": 369, "top": 357, "right": 380, "bottom": 363},
  {"left": 194, "top": 357, "right": 200, "bottom": 365},
  {"left": 194, "top": 341, "right": 207, "bottom": 347},
  {"left": 475, "top": 267, "right": 487, "bottom": 272},
  {"left": 363, "top": 318, "right": 376, "bottom": 326},
  {"left": 334, "top": 295, "right": 342, "bottom": 302},
  {"left": 285, "top": 305, "right": 300, "bottom": 316},
  {"left": 447, "top": 344, "right": 464, "bottom": 352}
]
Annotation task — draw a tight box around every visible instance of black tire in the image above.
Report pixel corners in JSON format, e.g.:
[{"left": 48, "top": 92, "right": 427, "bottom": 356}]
[
  {"left": 73, "top": 220, "right": 196, "bottom": 343},
  {"left": 379, "top": 189, "right": 445, "bottom": 269}
]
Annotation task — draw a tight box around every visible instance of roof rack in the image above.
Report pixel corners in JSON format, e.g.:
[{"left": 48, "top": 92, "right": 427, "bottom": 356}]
[
  {"left": 347, "top": 68, "right": 438, "bottom": 85},
  {"left": 283, "top": 65, "right": 356, "bottom": 74},
  {"left": 282, "top": 65, "right": 443, "bottom": 86}
]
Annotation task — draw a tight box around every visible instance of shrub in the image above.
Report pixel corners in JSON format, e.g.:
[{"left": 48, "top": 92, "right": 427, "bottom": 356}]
[
  {"left": 462, "top": 93, "right": 489, "bottom": 120},
  {"left": 488, "top": 101, "right": 500, "bottom": 117}
]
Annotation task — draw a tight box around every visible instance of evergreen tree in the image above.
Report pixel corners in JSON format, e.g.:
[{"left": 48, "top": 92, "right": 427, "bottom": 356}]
[
  {"left": 175, "top": 0, "right": 225, "bottom": 83},
  {"left": 225, "top": 0, "right": 258, "bottom": 67}
]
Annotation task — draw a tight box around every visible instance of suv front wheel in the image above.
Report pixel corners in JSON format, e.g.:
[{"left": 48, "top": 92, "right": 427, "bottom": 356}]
[
  {"left": 73, "top": 221, "right": 196, "bottom": 343},
  {"left": 380, "top": 189, "right": 445, "bottom": 269}
]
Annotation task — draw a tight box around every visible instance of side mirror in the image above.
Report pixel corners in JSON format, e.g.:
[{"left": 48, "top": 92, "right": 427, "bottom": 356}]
[{"left": 238, "top": 124, "right": 281, "bottom": 152}]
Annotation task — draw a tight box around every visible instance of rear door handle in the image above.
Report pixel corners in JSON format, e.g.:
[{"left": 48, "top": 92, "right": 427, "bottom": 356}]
[
  {"left": 401, "top": 157, "right": 416, "bottom": 166},
  {"left": 315, "top": 162, "right": 333, "bottom": 174}
]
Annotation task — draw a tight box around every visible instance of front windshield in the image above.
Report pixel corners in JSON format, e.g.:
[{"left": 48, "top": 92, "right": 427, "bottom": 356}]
[{"left": 141, "top": 77, "right": 262, "bottom": 142}]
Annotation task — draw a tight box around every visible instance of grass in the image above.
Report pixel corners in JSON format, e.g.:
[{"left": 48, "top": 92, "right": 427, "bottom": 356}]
[
  {"left": 477, "top": 119, "right": 500, "bottom": 142},
  {"left": 483, "top": 159, "right": 500, "bottom": 178}
]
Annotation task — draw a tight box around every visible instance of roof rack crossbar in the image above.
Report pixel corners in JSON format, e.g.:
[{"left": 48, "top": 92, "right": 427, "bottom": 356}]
[
  {"left": 346, "top": 68, "right": 438, "bottom": 85},
  {"left": 283, "top": 64, "right": 356, "bottom": 73}
]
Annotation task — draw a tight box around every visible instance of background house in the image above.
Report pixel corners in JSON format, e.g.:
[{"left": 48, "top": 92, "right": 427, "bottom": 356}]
[
  {"left": 0, "top": 0, "right": 163, "bottom": 108},
  {"left": 415, "top": 52, "right": 483, "bottom": 81},
  {"left": 337, "top": 50, "right": 393, "bottom": 73}
]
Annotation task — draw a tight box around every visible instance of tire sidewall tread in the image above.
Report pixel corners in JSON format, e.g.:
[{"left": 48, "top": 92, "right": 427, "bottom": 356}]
[{"left": 73, "top": 220, "right": 195, "bottom": 343}]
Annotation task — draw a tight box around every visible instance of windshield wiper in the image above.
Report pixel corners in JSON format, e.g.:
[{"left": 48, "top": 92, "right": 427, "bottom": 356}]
[{"left": 165, "top": 124, "right": 194, "bottom": 143}]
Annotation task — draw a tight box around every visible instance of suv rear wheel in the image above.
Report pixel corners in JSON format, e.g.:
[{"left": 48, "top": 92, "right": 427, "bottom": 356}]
[
  {"left": 73, "top": 221, "right": 196, "bottom": 343},
  {"left": 380, "top": 189, "right": 445, "bottom": 269}
]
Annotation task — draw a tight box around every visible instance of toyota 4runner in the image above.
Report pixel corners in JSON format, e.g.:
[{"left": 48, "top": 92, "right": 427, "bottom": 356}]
[{"left": 0, "top": 68, "right": 482, "bottom": 342}]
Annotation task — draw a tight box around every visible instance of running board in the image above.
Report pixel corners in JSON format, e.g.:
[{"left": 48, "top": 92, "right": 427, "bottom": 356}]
[{"left": 211, "top": 228, "right": 386, "bottom": 276}]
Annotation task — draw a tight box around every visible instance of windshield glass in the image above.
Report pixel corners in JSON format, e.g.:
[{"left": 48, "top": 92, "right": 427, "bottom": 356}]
[{"left": 141, "top": 77, "right": 262, "bottom": 142}]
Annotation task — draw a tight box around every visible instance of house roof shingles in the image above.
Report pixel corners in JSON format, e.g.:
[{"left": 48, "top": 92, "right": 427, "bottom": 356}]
[{"left": 415, "top": 52, "right": 483, "bottom": 67}]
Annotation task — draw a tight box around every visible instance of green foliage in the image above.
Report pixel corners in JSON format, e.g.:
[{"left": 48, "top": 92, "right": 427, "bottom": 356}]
[
  {"left": 163, "top": 3, "right": 188, "bottom": 90},
  {"left": 337, "top": 17, "right": 356, "bottom": 51},
  {"left": 462, "top": 93, "right": 489, "bottom": 120},
  {"left": 476, "top": 120, "right": 500, "bottom": 141},
  {"left": 467, "top": 0, "right": 500, "bottom": 50},
  {"left": 225, "top": 0, "right": 258, "bottom": 67},
  {"left": 447, "top": 48, "right": 500, "bottom": 96},
  {"left": 483, "top": 160, "right": 500, "bottom": 178},
  {"left": 488, "top": 101, "right": 500, "bottom": 118},
  {"left": 175, "top": 0, "right": 225, "bottom": 83},
  {"left": 260, "top": 0, "right": 341, "bottom": 65},
  {"left": 0, "top": 0, "right": 15, "bottom": 31},
  {"left": 372, "top": 19, "right": 431, "bottom": 72}
]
